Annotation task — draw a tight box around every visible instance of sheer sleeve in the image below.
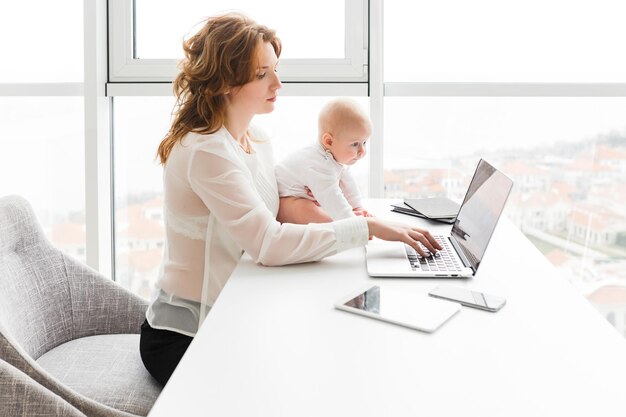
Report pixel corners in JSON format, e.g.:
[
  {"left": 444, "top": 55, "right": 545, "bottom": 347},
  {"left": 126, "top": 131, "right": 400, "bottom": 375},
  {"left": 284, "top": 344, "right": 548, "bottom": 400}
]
[{"left": 188, "top": 147, "right": 368, "bottom": 266}]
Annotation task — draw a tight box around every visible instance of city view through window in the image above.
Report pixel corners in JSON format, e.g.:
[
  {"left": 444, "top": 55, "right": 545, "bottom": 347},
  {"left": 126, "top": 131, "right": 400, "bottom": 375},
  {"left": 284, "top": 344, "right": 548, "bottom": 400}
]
[{"left": 382, "top": 134, "right": 626, "bottom": 336}]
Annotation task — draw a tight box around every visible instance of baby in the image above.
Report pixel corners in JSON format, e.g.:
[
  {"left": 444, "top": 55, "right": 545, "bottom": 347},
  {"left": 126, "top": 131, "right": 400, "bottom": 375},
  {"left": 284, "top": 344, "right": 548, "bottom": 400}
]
[{"left": 276, "top": 98, "right": 372, "bottom": 224}]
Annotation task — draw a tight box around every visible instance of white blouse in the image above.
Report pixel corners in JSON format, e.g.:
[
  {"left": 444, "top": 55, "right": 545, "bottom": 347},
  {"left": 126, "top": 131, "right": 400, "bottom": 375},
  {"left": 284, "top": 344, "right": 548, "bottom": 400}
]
[
  {"left": 275, "top": 142, "right": 364, "bottom": 220},
  {"left": 146, "top": 126, "right": 369, "bottom": 336}
]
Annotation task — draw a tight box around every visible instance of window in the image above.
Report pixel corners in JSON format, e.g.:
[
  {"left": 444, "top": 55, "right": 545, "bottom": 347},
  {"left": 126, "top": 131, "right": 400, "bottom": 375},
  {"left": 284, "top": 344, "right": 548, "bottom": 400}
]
[
  {"left": 112, "top": 97, "right": 171, "bottom": 298},
  {"left": 0, "top": 98, "right": 85, "bottom": 260},
  {"left": 607, "top": 312, "right": 616, "bottom": 326},
  {"left": 0, "top": 1, "right": 85, "bottom": 259},
  {"left": 0, "top": 1, "right": 83, "bottom": 82},
  {"left": 106, "top": 2, "right": 626, "bottom": 326},
  {"left": 384, "top": 0, "right": 626, "bottom": 83},
  {"left": 384, "top": 96, "right": 626, "bottom": 290},
  {"left": 109, "top": 0, "right": 367, "bottom": 82},
  {"left": 383, "top": 1, "right": 626, "bottom": 333},
  {"left": 134, "top": 1, "right": 345, "bottom": 60}
]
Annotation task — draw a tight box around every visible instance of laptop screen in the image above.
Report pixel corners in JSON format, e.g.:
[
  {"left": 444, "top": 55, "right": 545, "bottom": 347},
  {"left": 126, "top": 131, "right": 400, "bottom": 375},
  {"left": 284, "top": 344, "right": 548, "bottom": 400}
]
[{"left": 451, "top": 159, "right": 513, "bottom": 271}]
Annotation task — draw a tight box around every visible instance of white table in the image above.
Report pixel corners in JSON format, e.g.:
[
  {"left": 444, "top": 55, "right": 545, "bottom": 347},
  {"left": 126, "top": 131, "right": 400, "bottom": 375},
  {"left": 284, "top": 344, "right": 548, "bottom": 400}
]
[{"left": 148, "top": 200, "right": 626, "bottom": 417}]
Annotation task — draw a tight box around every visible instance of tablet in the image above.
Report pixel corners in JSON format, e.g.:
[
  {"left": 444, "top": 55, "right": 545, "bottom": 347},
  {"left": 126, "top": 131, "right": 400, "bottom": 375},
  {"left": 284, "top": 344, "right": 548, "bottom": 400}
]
[{"left": 334, "top": 285, "right": 461, "bottom": 333}]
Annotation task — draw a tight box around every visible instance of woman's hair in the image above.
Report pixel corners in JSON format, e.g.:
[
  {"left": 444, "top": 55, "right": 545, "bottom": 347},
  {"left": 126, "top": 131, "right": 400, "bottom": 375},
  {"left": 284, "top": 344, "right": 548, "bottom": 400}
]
[{"left": 157, "top": 13, "right": 281, "bottom": 164}]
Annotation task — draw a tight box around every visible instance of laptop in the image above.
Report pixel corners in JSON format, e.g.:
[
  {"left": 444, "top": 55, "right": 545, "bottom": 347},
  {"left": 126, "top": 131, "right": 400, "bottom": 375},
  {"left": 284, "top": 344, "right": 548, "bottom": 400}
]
[{"left": 366, "top": 159, "right": 513, "bottom": 278}]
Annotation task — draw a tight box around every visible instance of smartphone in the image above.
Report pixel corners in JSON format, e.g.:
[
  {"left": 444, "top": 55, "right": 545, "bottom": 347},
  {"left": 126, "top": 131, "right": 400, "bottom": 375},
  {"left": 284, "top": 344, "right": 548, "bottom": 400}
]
[{"left": 428, "top": 285, "right": 506, "bottom": 312}]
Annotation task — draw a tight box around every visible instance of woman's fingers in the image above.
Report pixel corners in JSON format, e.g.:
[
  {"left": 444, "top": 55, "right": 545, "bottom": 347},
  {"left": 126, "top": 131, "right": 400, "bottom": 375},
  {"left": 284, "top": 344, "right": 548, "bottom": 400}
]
[
  {"left": 404, "top": 236, "right": 429, "bottom": 257},
  {"left": 407, "top": 229, "right": 441, "bottom": 257},
  {"left": 417, "top": 228, "right": 442, "bottom": 250},
  {"left": 406, "top": 232, "right": 435, "bottom": 257},
  {"left": 365, "top": 218, "right": 442, "bottom": 257}
]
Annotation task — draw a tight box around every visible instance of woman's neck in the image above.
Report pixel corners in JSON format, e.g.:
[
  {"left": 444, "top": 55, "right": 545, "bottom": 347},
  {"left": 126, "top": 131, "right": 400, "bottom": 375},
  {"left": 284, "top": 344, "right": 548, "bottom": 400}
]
[{"left": 223, "top": 110, "right": 253, "bottom": 144}]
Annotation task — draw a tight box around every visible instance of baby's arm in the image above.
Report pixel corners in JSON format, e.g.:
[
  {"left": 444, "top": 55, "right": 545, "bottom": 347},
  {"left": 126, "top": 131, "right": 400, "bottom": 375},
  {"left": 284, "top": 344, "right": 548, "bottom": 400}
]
[
  {"left": 277, "top": 197, "right": 333, "bottom": 224},
  {"left": 306, "top": 171, "right": 357, "bottom": 220},
  {"left": 339, "top": 169, "right": 370, "bottom": 215},
  {"left": 276, "top": 148, "right": 356, "bottom": 222},
  {"left": 275, "top": 149, "right": 338, "bottom": 224}
]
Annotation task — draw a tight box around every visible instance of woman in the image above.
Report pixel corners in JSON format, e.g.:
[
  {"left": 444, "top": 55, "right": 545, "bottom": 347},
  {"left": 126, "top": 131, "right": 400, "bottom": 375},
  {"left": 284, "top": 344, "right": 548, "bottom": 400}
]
[{"left": 139, "top": 12, "right": 441, "bottom": 386}]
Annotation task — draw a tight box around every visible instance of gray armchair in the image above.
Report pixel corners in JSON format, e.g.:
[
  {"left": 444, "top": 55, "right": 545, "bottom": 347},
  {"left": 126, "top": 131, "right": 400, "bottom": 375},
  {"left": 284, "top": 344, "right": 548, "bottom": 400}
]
[
  {"left": 0, "top": 358, "right": 87, "bottom": 417},
  {"left": 0, "top": 195, "right": 161, "bottom": 417}
]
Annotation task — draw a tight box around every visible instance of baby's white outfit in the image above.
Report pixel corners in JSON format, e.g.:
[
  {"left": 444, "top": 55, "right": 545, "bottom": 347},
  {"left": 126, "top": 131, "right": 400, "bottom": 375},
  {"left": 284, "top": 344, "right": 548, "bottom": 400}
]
[{"left": 275, "top": 143, "right": 363, "bottom": 220}]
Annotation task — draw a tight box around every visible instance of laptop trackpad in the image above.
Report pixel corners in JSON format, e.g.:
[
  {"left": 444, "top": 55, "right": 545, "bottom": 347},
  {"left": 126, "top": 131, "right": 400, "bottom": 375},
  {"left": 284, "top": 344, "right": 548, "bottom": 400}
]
[
  {"left": 368, "top": 240, "right": 407, "bottom": 259},
  {"left": 366, "top": 241, "right": 414, "bottom": 276}
]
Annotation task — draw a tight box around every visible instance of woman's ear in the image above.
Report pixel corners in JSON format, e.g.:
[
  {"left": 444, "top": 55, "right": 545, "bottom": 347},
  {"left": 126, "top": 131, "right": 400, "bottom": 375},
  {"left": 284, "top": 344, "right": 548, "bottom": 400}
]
[{"left": 322, "top": 132, "right": 333, "bottom": 149}]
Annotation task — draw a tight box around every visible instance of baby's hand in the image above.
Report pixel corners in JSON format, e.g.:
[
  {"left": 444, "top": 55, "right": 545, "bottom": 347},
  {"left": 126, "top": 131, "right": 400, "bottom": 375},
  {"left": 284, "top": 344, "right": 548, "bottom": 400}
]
[
  {"left": 353, "top": 207, "right": 374, "bottom": 218},
  {"left": 303, "top": 186, "right": 321, "bottom": 207},
  {"left": 353, "top": 208, "right": 374, "bottom": 239}
]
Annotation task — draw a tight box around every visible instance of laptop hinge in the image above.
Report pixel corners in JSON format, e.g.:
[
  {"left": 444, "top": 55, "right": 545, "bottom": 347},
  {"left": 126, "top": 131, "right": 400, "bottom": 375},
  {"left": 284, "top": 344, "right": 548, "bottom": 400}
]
[{"left": 449, "top": 236, "right": 475, "bottom": 272}]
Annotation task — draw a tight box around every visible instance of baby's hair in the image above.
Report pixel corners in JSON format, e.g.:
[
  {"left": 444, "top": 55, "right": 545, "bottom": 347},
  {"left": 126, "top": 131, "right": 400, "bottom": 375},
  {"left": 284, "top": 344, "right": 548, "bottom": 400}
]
[{"left": 318, "top": 98, "right": 372, "bottom": 141}]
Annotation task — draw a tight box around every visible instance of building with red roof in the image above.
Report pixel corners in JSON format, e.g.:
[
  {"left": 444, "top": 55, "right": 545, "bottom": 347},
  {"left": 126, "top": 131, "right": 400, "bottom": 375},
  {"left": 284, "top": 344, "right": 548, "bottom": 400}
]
[
  {"left": 49, "top": 222, "right": 86, "bottom": 262},
  {"left": 501, "top": 161, "right": 551, "bottom": 193},
  {"left": 567, "top": 205, "right": 625, "bottom": 246}
]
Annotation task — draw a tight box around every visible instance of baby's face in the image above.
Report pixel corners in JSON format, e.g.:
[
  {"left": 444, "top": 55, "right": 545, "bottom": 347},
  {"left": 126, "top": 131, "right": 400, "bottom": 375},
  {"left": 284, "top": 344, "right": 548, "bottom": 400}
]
[{"left": 328, "top": 124, "right": 370, "bottom": 165}]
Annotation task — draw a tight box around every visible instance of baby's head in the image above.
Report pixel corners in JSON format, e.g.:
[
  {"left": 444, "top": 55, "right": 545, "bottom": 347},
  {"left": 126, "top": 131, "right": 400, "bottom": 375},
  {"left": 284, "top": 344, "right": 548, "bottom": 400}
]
[{"left": 318, "top": 98, "right": 372, "bottom": 165}]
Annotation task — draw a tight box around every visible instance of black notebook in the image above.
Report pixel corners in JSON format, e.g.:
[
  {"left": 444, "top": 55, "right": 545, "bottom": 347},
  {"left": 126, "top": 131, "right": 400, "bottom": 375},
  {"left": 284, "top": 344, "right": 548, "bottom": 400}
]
[
  {"left": 390, "top": 197, "right": 460, "bottom": 224},
  {"left": 391, "top": 203, "right": 455, "bottom": 224},
  {"left": 404, "top": 197, "right": 460, "bottom": 219},
  {"left": 390, "top": 203, "right": 456, "bottom": 224}
]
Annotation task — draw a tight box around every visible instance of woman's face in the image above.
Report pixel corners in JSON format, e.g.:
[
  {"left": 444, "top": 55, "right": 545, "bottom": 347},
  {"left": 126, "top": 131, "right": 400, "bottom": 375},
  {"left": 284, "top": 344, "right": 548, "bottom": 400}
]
[{"left": 227, "top": 42, "right": 282, "bottom": 116}]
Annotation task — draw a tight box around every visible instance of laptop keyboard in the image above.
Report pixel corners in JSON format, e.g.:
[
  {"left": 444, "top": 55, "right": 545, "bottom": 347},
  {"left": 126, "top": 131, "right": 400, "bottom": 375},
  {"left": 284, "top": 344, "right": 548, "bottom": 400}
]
[{"left": 404, "top": 236, "right": 463, "bottom": 273}]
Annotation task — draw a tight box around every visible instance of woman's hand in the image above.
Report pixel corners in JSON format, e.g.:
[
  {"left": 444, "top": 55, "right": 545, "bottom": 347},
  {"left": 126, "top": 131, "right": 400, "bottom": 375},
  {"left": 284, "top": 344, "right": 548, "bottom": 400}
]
[{"left": 365, "top": 217, "right": 442, "bottom": 257}]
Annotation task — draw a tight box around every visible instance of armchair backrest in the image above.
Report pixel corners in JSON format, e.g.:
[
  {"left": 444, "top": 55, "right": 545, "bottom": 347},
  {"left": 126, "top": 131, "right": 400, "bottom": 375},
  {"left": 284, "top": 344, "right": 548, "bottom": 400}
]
[{"left": 0, "top": 195, "right": 75, "bottom": 359}]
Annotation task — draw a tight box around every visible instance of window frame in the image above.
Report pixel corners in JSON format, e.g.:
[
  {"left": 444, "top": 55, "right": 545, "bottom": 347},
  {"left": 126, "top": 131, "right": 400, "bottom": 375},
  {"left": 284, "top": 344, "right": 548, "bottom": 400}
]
[{"left": 108, "top": 0, "right": 369, "bottom": 82}]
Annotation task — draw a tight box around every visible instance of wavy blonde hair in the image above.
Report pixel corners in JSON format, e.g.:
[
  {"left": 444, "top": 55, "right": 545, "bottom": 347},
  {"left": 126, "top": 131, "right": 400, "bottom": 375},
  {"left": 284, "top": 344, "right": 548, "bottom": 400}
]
[{"left": 157, "top": 13, "right": 281, "bottom": 164}]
